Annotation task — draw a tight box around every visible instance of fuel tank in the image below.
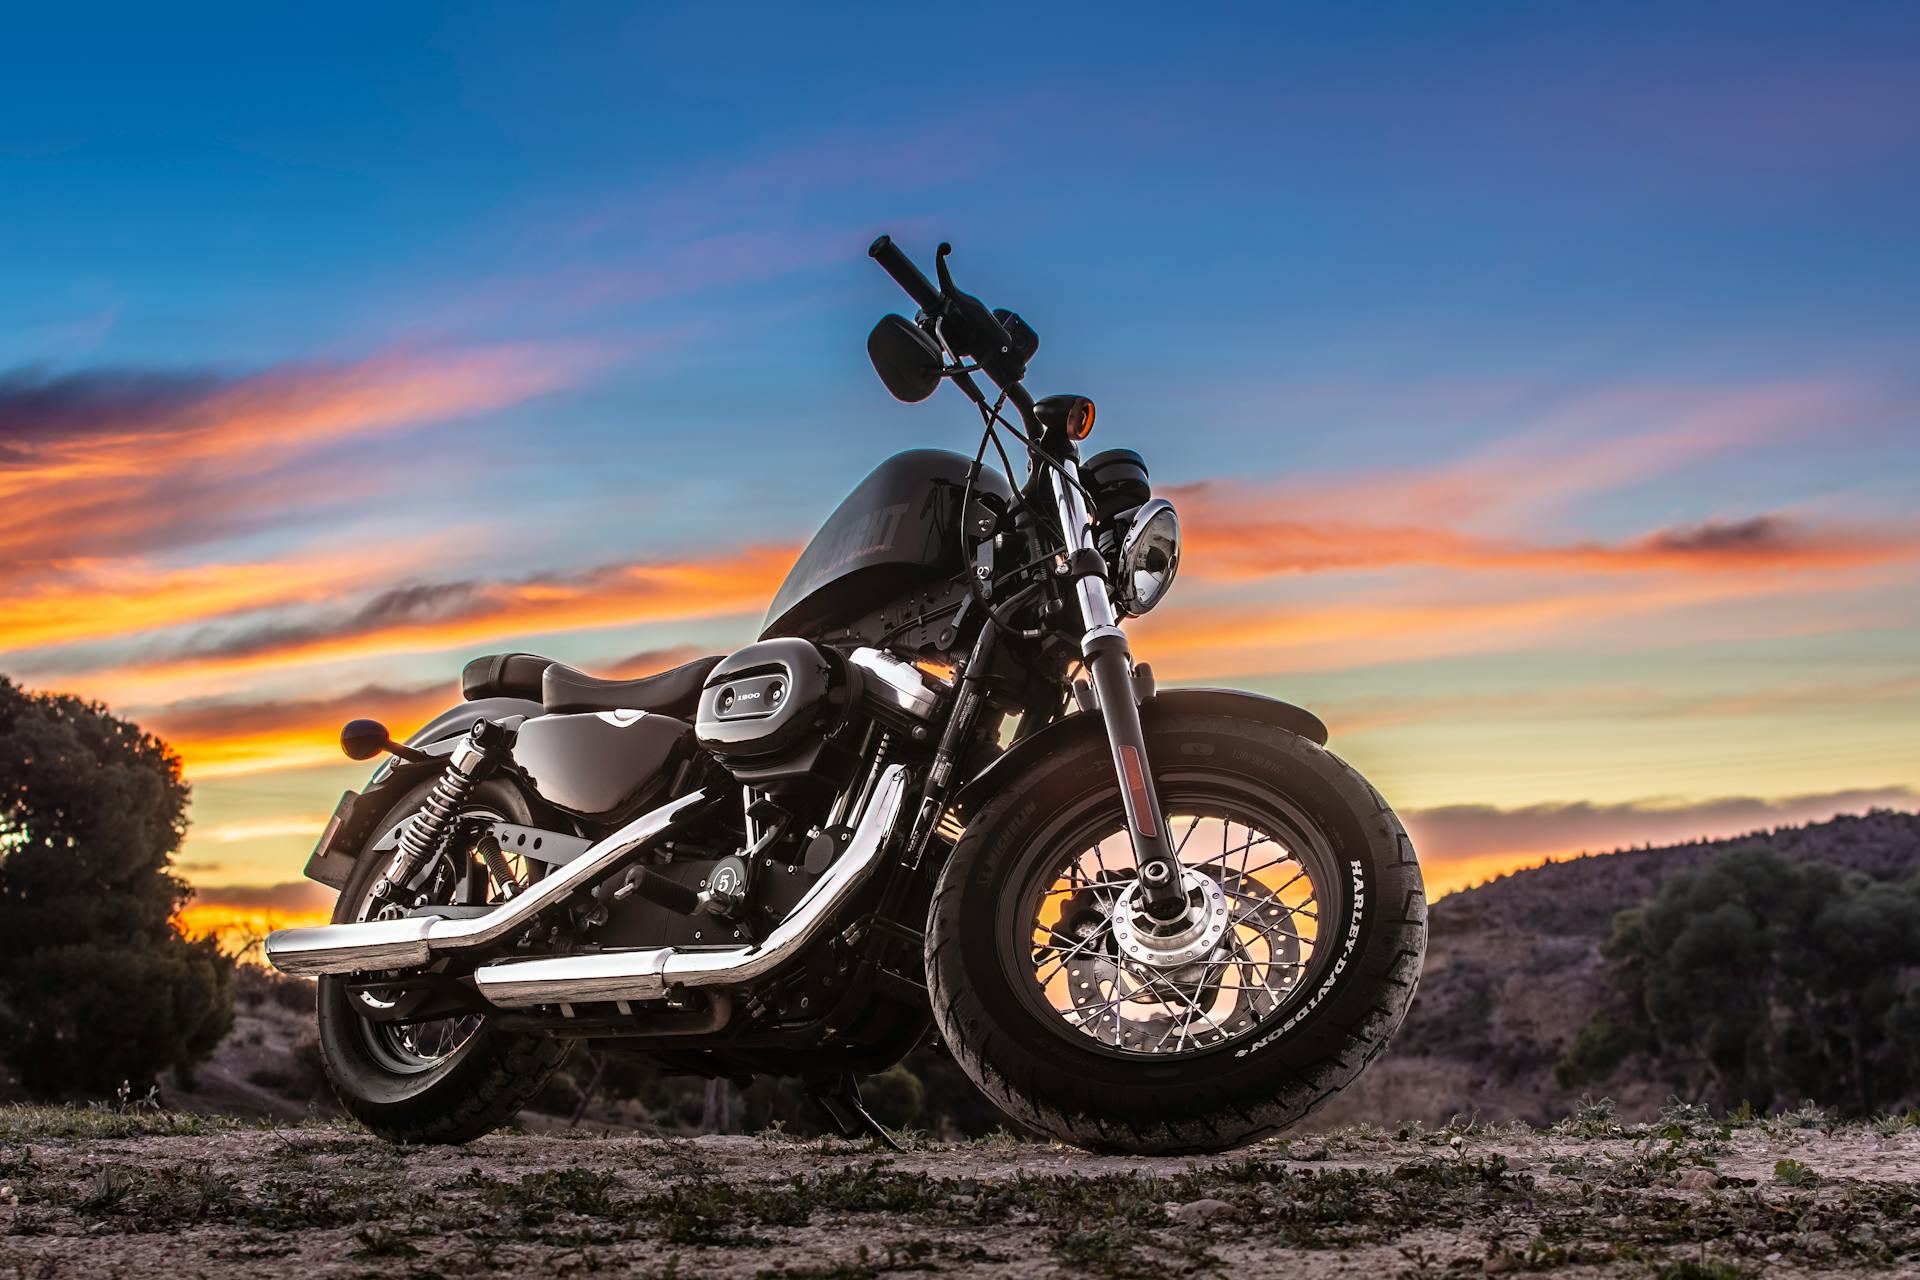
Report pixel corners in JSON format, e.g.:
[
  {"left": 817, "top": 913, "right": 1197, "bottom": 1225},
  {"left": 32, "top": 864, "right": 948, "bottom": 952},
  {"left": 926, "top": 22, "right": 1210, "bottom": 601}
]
[
  {"left": 511, "top": 711, "right": 693, "bottom": 819},
  {"left": 760, "top": 449, "right": 1013, "bottom": 639}
]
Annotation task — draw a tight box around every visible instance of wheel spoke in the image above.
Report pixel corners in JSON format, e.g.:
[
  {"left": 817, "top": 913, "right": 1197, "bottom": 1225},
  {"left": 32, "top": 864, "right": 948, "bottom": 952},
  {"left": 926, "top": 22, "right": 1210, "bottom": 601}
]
[
  {"left": 1235, "top": 851, "right": 1305, "bottom": 881},
  {"left": 355, "top": 809, "right": 526, "bottom": 1073},
  {"left": 1028, "top": 807, "right": 1327, "bottom": 1059},
  {"left": 1034, "top": 922, "right": 1114, "bottom": 983},
  {"left": 1135, "top": 969, "right": 1233, "bottom": 1042}
]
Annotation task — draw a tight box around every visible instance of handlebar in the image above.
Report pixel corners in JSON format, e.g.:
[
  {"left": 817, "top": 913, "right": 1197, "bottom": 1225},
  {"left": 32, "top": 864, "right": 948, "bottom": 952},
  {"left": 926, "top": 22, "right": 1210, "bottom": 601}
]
[
  {"left": 868, "top": 233, "right": 1045, "bottom": 440},
  {"left": 868, "top": 235, "right": 943, "bottom": 315}
]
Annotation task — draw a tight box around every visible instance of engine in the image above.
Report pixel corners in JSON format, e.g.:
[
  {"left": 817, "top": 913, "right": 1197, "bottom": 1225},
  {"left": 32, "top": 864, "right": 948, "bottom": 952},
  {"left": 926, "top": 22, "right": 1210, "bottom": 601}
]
[{"left": 694, "top": 638, "right": 940, "bottom": 792}]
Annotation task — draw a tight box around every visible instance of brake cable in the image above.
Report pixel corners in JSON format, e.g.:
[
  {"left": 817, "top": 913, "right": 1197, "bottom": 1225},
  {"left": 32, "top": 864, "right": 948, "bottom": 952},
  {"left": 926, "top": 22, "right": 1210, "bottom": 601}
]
[{"left": 955, "top": 394, "right": 1061, "bottom": 641}]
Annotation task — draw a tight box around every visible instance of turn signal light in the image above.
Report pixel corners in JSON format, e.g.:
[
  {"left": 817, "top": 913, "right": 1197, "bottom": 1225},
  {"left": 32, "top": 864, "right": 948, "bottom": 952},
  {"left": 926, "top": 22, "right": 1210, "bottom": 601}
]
[
  {"left": 1034, "top": 393, "right": 1097, "bottom": 442},
  {"left": 1068, "top": 398, "right": 1096, "bottom": 439}
]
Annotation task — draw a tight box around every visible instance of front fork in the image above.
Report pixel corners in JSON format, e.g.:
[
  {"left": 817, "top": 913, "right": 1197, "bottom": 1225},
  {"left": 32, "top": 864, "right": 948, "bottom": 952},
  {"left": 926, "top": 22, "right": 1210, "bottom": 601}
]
[{"left": 1049, "top": 469, "right": 1186, "bottom": 920}]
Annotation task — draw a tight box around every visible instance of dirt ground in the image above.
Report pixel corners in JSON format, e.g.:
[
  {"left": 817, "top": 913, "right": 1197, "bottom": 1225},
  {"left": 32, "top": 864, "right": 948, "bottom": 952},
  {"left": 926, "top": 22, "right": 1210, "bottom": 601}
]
[{"left": 2, "top": 1104, "right": 1916, "bottom": 1279}]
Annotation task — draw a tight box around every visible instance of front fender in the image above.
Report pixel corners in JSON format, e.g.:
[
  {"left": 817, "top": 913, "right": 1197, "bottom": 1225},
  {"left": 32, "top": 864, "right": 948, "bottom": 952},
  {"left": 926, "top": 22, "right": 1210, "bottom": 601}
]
[{"left": 950, "top": 687, "right": 1329, "bottom": 822}]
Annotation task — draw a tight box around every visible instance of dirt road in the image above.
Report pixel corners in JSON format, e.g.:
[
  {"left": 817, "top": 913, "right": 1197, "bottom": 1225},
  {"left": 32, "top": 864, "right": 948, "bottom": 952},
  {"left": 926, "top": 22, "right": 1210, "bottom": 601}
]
[{"left": 2, "top": 1105, "right": 1916, "bottom": 1277}]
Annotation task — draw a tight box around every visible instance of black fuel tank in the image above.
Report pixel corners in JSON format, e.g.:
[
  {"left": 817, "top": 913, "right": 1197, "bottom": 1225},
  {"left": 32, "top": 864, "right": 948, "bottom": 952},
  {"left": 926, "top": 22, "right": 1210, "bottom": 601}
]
[
  {"left": 510, "top": 711, "right": 692, "bottom": 819},
  {"left": 761, "top": 449, "right": 1013, "bottom": 639}
]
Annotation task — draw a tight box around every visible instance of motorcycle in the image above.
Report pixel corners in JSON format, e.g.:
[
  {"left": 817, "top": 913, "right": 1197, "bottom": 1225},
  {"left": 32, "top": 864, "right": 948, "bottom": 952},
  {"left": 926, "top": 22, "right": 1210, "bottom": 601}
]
[{"left": 264, "top": 236, "right": 1427, "bottom": 1154}]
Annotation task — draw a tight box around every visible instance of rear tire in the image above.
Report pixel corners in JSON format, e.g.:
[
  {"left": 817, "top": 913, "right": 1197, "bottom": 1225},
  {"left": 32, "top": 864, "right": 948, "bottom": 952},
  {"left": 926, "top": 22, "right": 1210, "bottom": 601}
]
[
  {"left": 925, "top": 712, "right": 1425, "bottom": 1154},
  {"left": 315, "top": 777, "right": 571, "bottom": 1144}
]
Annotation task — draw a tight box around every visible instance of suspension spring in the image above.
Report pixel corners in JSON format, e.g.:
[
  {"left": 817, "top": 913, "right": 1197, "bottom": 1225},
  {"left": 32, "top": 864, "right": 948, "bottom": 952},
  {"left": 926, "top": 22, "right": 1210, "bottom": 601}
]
[
  {"left": 473, "top": 831, "right": 521, "bottom": 899},
  {"left": 399, "top": 764, "right": 477, "bottom": 865},
  {"left": 377, "top": 729, "right": 504, "bottom": 900}
]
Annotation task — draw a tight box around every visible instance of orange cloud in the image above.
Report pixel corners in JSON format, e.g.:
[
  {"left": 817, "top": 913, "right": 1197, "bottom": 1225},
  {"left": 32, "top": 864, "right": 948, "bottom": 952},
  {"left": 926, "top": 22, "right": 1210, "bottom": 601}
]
[
  {"left": 1166, "top": 380, "right": 1908, "bottom": 583},
  {"left": 0, "top": 553, "right": 416, "bottom": 654},
  {"left": 87, "top": 547, "right": 790, "bottom": 697},
  {"left": 1403, "top": 786, "right": 1919, "bottom": 897},
  {"left": 0, "top": 345, "right": 599, "bottom": 571},
  {"left": 1132, "top": 562, "right": 1897, "bottom": 680},
  {"left": 176, "top": 880, "right": 335, "bottom": 959},
  {"left": 141, "top": 645, "right": 719, "bottom": 778},
  {"left": 1174, "top": 488, "right": 1917, "bottom": 582}
]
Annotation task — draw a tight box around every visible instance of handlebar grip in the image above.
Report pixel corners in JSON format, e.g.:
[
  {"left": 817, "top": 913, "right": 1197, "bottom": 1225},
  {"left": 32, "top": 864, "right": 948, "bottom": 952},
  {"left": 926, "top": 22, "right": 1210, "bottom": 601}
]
[{"left": 868, "top": 235, "right": 943, "bottom": 314}]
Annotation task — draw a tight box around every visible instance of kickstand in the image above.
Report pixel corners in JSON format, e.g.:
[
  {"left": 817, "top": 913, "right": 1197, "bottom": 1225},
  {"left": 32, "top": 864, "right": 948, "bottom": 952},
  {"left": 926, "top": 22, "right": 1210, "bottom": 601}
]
[{"left": 807, "top": 1070, "right": 902, "bottom": 1151}]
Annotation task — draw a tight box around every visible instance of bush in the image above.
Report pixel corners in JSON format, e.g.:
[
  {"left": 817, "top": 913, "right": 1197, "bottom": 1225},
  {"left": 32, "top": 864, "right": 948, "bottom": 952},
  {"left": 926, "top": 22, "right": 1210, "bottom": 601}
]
[
  {"left": 1560, "top": 846, "right": 1920, "bottom": 1115},
  {"left": 0, "top": 677, "right": 234, "bottom": 1097}
]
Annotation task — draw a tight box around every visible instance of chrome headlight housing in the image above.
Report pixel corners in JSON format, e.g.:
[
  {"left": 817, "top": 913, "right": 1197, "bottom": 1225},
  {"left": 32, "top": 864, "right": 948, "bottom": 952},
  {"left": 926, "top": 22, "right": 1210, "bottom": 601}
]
[{"left": 1117, "top": 498, "right": 1180, "bottom": 616}]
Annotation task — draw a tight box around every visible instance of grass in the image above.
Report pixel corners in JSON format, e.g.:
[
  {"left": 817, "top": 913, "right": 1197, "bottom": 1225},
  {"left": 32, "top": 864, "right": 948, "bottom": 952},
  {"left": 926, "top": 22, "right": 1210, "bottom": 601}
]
[
  {"left": 0, "top": 1102, "right": 263, "bottom": 1142},
  {"left": 0, "top": 1101, "right": 1914, "bottom": 1274},
  {"left": 0, "top": 1100, "right": 346, "bottom": 1143}
]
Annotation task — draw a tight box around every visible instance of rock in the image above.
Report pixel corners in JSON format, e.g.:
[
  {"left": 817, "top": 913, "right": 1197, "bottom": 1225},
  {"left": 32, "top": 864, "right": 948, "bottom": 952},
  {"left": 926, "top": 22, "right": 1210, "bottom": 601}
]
[
  {"left": 1484, "top": 1249, "right": 1519, "bottom": 1274},
  {"left": 1171, "top": 1198, "right": 1236, "bottom": 1224},
  {"left": 1798, "top": 1230, "right": 1837, "bottom": 1255},
  {"left": 1678, "top": 1169, "right": 1719, "bottom": 1190}
]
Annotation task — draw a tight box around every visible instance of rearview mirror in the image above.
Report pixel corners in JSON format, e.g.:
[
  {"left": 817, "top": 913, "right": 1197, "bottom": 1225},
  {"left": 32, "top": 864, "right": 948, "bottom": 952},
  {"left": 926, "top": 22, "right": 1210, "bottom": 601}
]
[
  {"left": 867, "top": 314, "right": 943, "bottom": 403},
  {"left": 340, "top": 718, "right": 394, "bottom": 761}
]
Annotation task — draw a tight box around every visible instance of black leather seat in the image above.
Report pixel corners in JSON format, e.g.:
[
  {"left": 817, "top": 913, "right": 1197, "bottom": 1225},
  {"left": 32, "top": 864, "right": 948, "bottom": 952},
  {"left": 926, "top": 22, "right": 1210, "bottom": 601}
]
[
  {"left": 462, "top": 652, "right": 553, "bottom": 702},
  {"left": 541, "top": 654, "right": 724, "bottom": 720}
]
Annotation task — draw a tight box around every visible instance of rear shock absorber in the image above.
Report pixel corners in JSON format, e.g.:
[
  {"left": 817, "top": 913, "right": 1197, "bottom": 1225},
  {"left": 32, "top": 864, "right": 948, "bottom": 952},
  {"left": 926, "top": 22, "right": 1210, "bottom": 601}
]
[{"left": 375, "top": 718, "right": 516, "bottom": 904}]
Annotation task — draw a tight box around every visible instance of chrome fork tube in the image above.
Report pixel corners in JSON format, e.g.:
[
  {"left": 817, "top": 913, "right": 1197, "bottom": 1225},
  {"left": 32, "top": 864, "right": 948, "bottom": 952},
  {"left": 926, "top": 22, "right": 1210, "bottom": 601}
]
[{"left": 1049, "top": 467, "right": 1183, "bottom": 918}]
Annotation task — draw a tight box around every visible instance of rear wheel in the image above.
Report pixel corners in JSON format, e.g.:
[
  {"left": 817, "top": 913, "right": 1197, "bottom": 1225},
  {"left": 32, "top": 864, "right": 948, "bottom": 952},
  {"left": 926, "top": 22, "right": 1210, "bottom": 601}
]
[
  {"left": 926, "top": 712, "right": 1425, "bottom": 1154},
  {"left": 315, "top": 777, "right": 570, "bottom": 1144}
]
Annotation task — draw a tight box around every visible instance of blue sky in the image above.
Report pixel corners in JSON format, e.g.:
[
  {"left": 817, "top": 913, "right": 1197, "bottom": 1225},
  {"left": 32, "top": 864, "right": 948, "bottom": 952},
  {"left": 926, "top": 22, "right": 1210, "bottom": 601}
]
[{"left": 2, "top": 3, "right": 1916, "bottom": 916}]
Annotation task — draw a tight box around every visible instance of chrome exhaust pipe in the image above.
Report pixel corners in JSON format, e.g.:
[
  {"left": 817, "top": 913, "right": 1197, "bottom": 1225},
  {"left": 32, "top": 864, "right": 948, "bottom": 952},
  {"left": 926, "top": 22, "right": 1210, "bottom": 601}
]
[
  {"left": 264, "top": 789, "right": 711, "bottom": 977},
  {"left": 472, "top": 764, "right": 908, "bottom": 1008}
]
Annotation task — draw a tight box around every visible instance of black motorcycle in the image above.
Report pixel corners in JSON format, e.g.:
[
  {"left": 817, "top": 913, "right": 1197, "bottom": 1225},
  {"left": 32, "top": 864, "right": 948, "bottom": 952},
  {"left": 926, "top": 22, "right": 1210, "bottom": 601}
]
[{"left": 266, "top": 237, "right": 1426, "bottom": 1153}]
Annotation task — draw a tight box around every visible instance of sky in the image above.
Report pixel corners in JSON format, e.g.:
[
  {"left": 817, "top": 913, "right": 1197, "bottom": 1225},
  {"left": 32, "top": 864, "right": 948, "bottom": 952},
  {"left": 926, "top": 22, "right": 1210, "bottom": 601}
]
[{"left": 3, "top": 3, "right": 1917, "bottom": 937}]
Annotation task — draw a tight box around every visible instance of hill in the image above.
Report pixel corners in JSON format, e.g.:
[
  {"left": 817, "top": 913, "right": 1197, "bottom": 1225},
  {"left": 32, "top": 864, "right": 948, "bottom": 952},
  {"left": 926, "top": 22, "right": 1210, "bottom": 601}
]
[{"left": 1317, "top": 809, "right": 1920, "bottom": 1127}]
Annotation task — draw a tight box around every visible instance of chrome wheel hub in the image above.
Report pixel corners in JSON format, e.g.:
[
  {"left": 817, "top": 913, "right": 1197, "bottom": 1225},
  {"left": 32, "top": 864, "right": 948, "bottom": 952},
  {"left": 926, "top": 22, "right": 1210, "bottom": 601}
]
[
  {"left": 1110, "top": 868, "right": 1230, "bottom": 968},
  {"left": 1026, "top": 806, "right": 1325, "bottom": 1057}
]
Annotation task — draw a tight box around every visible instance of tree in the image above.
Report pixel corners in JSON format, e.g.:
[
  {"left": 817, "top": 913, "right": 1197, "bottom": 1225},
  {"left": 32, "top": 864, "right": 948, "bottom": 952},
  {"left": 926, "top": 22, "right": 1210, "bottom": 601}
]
[
  {"left": 0, "top": 676, "right": 233, "bottom": 1096},
  {"left": 1559, "top": 845, "right": 1920, "bottom": 1115}
]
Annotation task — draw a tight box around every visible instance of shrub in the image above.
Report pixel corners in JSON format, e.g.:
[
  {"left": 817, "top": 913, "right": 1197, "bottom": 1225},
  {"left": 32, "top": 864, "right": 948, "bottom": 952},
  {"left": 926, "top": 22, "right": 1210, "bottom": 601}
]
[{"left": 0, "top": 677, "right": 233, "bottom": 1096}]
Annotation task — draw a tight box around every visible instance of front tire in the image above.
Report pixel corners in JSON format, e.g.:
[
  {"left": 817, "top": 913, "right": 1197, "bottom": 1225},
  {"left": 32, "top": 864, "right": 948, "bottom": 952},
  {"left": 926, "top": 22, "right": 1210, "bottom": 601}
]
[
  {"left": 316, "top": 777, "right": 570, "bottom": 1144},
  {"left": 925, "top": 712, "right": 1425, "bottom": 1154}
]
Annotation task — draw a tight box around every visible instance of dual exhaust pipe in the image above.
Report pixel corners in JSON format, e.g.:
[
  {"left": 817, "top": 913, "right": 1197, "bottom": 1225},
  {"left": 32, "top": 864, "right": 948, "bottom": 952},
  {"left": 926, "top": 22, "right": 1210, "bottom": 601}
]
[{"left": 264, "top": 767, "right": 908, "bottom": 1013}]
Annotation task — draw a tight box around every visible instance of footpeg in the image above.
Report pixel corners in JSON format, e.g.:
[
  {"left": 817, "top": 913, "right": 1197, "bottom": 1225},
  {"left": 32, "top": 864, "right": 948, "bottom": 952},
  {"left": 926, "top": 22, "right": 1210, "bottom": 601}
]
[{"left": 608, "top": 865, "right": 701, "bottom": 915}]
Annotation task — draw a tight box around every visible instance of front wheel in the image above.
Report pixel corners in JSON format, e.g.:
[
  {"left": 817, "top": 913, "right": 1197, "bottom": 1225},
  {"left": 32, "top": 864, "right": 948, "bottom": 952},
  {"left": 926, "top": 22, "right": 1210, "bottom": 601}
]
[{"left": 925, "top": 711, "right": 1425, "bottom": 1154}]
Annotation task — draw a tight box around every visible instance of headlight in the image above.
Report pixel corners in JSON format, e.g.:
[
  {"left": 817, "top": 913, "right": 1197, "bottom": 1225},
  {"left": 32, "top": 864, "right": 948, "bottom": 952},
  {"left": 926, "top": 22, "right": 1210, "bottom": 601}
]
[{"left": 1117, "top": 499, "right": 1180, "bottom": 616}]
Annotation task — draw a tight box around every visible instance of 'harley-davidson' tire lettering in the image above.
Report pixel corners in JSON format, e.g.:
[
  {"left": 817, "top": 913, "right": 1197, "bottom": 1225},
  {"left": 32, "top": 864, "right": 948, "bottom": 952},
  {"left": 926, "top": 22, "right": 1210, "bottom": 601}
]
[{"left": 1234, "top": 858, "right": 1365, "bottom": 1057}]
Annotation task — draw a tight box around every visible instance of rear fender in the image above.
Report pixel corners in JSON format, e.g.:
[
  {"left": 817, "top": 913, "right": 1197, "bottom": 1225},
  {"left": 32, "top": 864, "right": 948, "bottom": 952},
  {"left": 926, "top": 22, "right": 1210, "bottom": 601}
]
[
  {"left": 950, "top": 687, "right": 1329, "bottom": 823},
  {"left": 366, "top": 696, "right": 544, "bottom": 786},
  {"left": 303, "top": 696, "right": 544, "bottom": 888}
]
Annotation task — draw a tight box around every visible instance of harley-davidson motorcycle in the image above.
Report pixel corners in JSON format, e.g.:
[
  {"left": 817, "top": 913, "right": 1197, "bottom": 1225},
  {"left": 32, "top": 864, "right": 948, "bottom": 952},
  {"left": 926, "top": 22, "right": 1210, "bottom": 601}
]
[{"left": 265, "top": 236, "right": 1426, "bottom": 1153}]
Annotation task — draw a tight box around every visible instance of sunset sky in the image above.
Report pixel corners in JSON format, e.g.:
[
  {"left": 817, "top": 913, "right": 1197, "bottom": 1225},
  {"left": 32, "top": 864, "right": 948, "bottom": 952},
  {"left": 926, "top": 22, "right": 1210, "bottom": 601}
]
[{"left": 4, "top": 5, "right": 1917, "bottom": 935}]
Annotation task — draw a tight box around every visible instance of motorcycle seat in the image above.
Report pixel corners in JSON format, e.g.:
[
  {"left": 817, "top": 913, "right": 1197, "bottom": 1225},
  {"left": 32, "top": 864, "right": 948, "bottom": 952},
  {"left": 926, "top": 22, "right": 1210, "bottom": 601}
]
[
  {"left": 541, "top": 654, "right": 725, "bottom": 721},
  {"left": 461, "top": 652, "right": 553, "bottom": 702}
]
